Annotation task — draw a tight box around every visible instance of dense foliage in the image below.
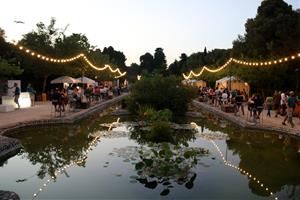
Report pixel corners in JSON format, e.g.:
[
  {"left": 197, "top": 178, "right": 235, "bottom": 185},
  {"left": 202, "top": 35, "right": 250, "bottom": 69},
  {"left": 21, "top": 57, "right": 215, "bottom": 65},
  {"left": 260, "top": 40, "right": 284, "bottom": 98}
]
[
  {"left": 0, "top": 0, "right": 299, "bottom": 95},
  {"left": 126, "top": 75, "right": 197, "bottom": 116}
]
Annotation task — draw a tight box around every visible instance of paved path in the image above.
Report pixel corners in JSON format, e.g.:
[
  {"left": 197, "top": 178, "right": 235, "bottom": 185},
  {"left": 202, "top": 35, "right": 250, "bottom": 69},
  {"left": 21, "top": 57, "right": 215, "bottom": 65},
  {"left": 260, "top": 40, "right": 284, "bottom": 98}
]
[
  {"left": 193, "top": 100, "right": 300, "bottom": 136},
  {"left": 0, "top": 102, "right": 53, "bottom": 130},
  {"left": 0, "top": 94, "right": 127, "bottom": 134}
]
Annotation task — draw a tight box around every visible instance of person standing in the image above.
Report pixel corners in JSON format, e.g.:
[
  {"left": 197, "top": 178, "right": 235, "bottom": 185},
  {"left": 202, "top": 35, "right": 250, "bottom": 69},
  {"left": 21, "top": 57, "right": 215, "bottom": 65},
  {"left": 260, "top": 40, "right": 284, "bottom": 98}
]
[
  {"left": 280, "top": 92, "right": 287, "bottom": 116},
  {"left": 235, "top": 91, "right": 244, "bottom": 115},
  {"left": 27, "top": 83, "right": 36, "bottom": 106},
  {"left": 282, "top": 91, "right": 296, "bottom": 128},
  {"left": 13, "top": 83, "right": 20, "bottom": 109},
  {"left": 273, "top": 91, "right": 281, "bottom": 117},
  {"left": 265, "top": 96, "right": 273, "bottom": 117}
]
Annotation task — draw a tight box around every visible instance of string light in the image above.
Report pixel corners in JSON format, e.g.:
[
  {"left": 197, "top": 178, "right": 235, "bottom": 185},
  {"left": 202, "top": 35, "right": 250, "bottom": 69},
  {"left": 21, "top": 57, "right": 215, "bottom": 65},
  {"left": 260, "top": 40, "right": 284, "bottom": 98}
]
[
  {"left": 210, "top": 140, "right": 278, "bottom": 200},
  {"left": 183, "top": 53, "right": 300, "bottom": 79},
  {"left": 190, "top": 122, "right": 279, "bottom": 200},
  {"left": 13, "top": 43, "right": 126, "bottom": 77},
  {"left": 31, "top": 118, "right": 120, "bottom": 199}
]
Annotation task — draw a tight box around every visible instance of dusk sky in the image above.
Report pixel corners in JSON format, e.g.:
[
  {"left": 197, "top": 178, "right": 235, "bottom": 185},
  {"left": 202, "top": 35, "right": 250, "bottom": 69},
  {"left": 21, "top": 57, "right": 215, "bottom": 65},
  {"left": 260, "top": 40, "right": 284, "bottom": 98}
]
[{"left": 0, "top": 0, "right": 299, "bottom": 65}]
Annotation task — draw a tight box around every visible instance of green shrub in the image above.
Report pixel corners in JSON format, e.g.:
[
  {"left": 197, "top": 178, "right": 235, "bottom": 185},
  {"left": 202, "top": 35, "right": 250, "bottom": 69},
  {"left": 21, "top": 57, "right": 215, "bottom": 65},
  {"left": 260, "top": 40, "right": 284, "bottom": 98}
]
[
  {"left": 127, "top": 75, "right": 197, "bottom": 117},
  {"left": 148, "top": 121, "right": 172, "bottom": 143}
]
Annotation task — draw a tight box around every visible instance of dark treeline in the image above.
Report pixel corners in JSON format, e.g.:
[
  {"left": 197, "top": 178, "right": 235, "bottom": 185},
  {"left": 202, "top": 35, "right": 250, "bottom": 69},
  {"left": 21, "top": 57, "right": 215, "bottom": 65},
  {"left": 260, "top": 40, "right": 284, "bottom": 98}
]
[
  {"left": 127, "top": 0, "right": 300, "bottom": 96},
  {"left": 0, "top": 0, "right": 299, "bottom": 96},
  {"left": 0, "top": 18, "right": 128, "bottom": 93}
]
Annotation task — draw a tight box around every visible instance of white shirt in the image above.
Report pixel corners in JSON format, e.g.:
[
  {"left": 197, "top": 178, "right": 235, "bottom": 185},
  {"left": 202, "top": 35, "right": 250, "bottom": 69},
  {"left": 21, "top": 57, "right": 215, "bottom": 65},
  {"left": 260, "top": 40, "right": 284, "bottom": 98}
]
[{"left": 280, "top": 93, "right": 287, "bottom": 105}]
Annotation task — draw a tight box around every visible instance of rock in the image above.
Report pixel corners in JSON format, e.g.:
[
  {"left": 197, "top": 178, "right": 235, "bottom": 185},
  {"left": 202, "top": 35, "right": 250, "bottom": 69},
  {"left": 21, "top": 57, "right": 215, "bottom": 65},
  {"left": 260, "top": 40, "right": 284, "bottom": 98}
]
[
  {"left": 0, "top": 136, "right": 22, "bottom": 161},
  {"left": 0, "top": 190, "right": 20, "bottom": 200}
]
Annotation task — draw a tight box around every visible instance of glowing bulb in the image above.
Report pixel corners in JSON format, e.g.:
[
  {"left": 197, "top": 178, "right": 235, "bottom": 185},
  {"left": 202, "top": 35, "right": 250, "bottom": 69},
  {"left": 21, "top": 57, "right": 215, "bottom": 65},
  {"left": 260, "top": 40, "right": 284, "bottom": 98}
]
[
  {"left": 291, "top": 56, "right": 295, "bottom": 59},
  {"left": 31, "top": 52, "right": 35, "bottom": 56},
  {"left": 26, "top": 49, "right": 30, "bottom": 53},
  {"left": 19, "top": 46, "right": 23, "bottom": 50},
  {"left": 284, "top": 58, "right": 288, "bottom": 61}
]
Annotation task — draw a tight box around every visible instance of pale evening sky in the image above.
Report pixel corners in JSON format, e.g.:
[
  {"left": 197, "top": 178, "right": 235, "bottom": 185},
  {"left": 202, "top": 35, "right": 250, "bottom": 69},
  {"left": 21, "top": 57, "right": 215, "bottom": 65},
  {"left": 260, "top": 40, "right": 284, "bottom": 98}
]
[{"left": 0, "top": 0, "right": 299, "bottom": 66}]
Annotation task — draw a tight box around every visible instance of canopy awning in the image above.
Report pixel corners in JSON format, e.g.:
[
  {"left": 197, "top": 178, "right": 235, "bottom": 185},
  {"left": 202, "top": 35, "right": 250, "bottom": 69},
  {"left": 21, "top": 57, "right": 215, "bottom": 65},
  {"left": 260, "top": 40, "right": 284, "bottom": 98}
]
[
  {"left": 50, "top": 76, "right": 80, "bottom": 84},
  {"left": 76, "top": 76, "right": 96, "bottom": 84}
]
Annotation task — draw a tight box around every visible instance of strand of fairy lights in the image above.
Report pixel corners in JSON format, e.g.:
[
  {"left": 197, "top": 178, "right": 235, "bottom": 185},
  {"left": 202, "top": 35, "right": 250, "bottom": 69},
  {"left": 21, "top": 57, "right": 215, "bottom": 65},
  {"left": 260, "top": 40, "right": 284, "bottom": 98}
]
[
  {"left": 210, "top": 140, "right": 278, "bottom": 200},
  {"left": 190, "top": 122, "right": 278, "bottom": 200},
  {"left": 13, "top": 43, "right": 126, "bottom": 77},
  {"left": 31, "top": 118, "right": 120, "bottom": 199},
  {"left": 183, "top": 53, "right": 300, "bottom": 79}
]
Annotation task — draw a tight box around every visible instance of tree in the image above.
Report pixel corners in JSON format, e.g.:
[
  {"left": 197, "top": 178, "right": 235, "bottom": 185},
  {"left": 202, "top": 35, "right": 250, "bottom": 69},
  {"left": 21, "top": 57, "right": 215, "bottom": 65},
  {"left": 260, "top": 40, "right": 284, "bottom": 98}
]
[
  {"left": 140, "top": 52, "right": 155, "bottom": 73},
  {"left": 127, "top": 63, "right": 142, "bottom": 82},
  {"left": 0, "top": 27, "right": 23, "bottom": 79},
  {"left": 19, "top": 18, "right": 63, "bottom": 92},
  {"left": 102, "top": 46, "right": 127, "bottom": 71},
  {"left": 231, "top": 0, "right": 300, "bottom": 94},
  {"left": 0, "top": 58, "right": 23, "bottom": 78},
  {"left": 153, "top": 48, "right": 167, "bottom": 73},
  {"left": 55, "top": 33, "right": 92, "bottom": 78}
]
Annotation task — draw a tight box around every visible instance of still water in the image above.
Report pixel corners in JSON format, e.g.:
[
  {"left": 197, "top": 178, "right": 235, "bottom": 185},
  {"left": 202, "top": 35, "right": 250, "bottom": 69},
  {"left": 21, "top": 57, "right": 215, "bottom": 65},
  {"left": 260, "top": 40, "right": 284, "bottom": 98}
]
[{"left": 1, "top": 112, "right": 300, "bottom": 200}]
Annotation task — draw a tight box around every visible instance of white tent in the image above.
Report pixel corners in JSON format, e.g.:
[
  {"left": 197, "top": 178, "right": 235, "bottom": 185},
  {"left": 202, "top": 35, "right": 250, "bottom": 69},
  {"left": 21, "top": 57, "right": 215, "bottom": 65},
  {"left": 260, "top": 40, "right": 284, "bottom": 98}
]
[
  {"left": 216, "top": 76, "right": 250, "bottom": 95},
  {"left": 76, "top": 76, "right": 96, "bottom": 85},
  {"left": 50, "top": 76, "right": 80, "bottom": 84}
]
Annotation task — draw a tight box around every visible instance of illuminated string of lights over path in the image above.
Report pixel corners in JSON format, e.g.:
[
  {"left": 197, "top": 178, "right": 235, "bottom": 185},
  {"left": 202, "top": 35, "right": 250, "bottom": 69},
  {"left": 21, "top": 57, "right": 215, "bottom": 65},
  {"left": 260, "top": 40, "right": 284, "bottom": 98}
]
[
  {"left": 183, "top": 52, "right": 300, "bottom": 79},
  {"left": 13, "top": 43, "right": 127, "bottom": 77}
]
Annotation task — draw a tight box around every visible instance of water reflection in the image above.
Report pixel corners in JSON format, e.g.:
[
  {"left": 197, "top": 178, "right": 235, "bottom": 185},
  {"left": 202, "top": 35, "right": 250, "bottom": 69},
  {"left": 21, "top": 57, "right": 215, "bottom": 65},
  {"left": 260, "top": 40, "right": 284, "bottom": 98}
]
[
  {"left": 109, "top": 142, "right": 208, "bottom": 196},
  {"left": 8, "top": 125, "right": 92, "bottom": 179},
  {"left": 226, "top": 131, "right": 300, "bottom": 198},
  {"left": 1, "top": 111, "right": 300, "bottom": 199}
]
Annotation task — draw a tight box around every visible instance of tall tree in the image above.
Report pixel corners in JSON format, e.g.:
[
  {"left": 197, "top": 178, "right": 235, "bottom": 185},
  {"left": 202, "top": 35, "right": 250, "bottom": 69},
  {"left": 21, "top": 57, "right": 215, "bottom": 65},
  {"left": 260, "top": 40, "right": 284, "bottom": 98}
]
[
  {"left": 153, "top": 47, "right": 167, "bottom": 73},
  {"left": 102, "top": 46, "right": 127, "bottom": 71},
  {"left": 19, "top": 18, "right": 63, "bottom": 92},
  {"left": 0, "top": 27, "right": 23, "bottom": 79},
  {"left": 231, "top": 0, "right": 300, "bottom": 94},
  {"left": 140, "top": 52, "right": 154, "bottom": 73}
]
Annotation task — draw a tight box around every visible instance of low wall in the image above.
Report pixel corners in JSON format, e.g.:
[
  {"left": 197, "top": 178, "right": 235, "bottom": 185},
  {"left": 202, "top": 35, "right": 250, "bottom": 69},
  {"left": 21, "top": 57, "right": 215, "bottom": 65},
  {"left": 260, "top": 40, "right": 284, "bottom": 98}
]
[
  {"left": 0, "top": 94, "right": 128, "bottom": 160},
  {"left": 192, "top": 100, "right": 300, "bottom": 137},
  {"left": 0, "top": 94, "right": 128, "bottom": 135}
]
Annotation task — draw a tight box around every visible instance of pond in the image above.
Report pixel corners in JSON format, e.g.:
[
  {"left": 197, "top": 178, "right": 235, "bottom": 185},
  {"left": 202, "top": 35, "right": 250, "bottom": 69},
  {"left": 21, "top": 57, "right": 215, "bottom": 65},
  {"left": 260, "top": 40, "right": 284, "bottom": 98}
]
[{"left": 1, "top": 111, "right": 300, "bottom": 200}]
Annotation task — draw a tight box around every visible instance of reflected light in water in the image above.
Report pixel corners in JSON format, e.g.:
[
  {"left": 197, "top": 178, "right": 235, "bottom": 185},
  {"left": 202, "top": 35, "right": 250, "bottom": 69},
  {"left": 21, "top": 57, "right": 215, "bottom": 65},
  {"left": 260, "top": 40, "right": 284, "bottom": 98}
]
[
  {"left": 31, "top": 118, "right": 120, "bottom": 199},
  {"left": 191, "top": 122, "right": 279, "bottom": 200}
]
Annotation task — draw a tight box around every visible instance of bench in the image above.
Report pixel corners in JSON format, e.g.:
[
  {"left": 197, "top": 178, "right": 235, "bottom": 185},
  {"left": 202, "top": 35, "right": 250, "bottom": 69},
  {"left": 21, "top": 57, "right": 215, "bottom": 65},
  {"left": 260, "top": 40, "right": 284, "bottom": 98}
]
[{"left": 0, "top": 104, "right": 15, "bottom": 112}]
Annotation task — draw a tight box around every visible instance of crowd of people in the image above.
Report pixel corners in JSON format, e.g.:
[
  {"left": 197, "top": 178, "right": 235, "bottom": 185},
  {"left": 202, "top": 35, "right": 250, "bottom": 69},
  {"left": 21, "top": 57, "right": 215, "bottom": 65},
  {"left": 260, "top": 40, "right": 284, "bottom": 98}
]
[
  {"left": 51, "top": 84, "right": 124, "bottom": 113},
  {"left": 198, "top": 87, "right": 299, "bottom": 128}
]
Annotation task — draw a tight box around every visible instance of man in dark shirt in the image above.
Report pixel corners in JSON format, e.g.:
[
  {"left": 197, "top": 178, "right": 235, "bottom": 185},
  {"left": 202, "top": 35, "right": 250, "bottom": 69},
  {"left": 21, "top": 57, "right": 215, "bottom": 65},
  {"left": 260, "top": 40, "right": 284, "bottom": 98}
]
[
  {"left": 13, "top": 83, "right": 20, "bottom": 109},
  {"left": 282, "top": 91, "right": 296, "bottom": 128},
  {"left": 235, "top": 91, "right": 244, "bottom": 115}
]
